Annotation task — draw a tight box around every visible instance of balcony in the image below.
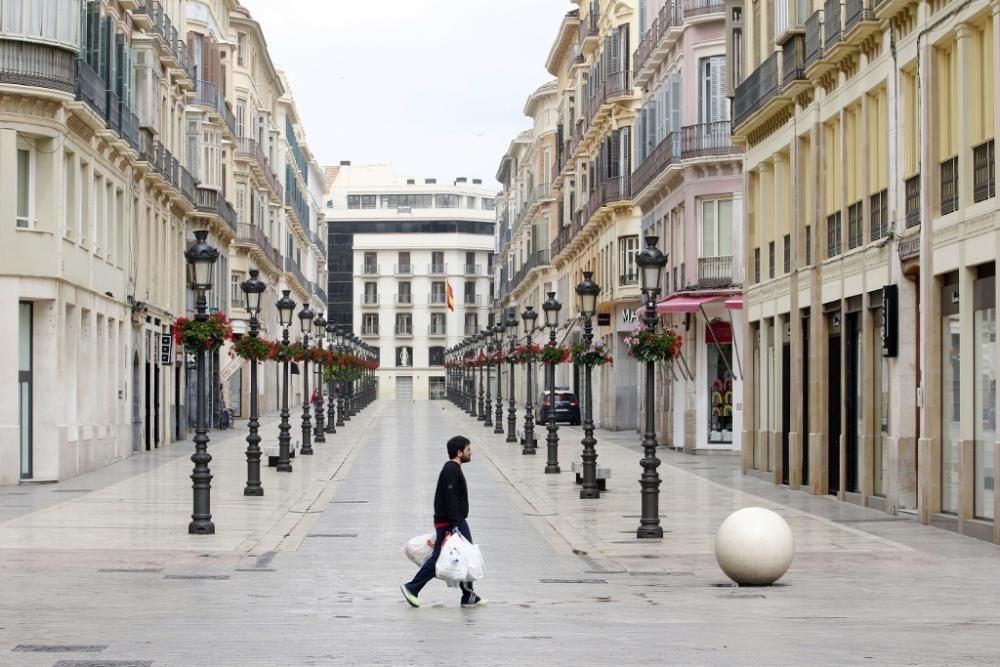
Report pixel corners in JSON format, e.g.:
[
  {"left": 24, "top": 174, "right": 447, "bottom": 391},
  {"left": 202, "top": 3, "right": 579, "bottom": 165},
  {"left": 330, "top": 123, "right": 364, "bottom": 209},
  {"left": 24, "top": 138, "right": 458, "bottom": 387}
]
[
  {"left": 578, "top": 4, "right": 600, "bottom": 51},
  {"left": 824, "top": 0, "right": 843, "bottom": 49},
  {"left": 428, "top": 324, "right": 448, "bottom": 337},
  {"left": 973, "top": 139, "right": 996, "bottom": 203},
  {"left": 236, "top": 223, "right": 283, "bottom": 273},
  {"left": 905, "top": 174, "right": 921, "bottom": 228},
  {"left": 394, "top": 293, "right": 414, "bottom": 307},
  {"left": 194, "top": 187, "right": 237, "bottom": 234},
  {"left": 313, "top": 282, "right": 328, "bottom": 306},
  {"left": 74, "top": 59, "right": 106, "bottom": 119},
  {"left": 362, "top": 264, "right": 380, "bottom": 275},
  {"left": 463, "top": 264, "right": 483, "bottom": 276},
  {"left": 362, "top": 294, "right": 380, "bottom": 307},
  {"left": 235, "top": 137, "right": 283, "bottom": 202},
  {"left": 429, "top": 292, "right": 448, "bottom": 307},
  {"left": 697, "top": 256, "right": 735, "bottom": 288},
  {"left": 194, "top": 79, "right": 237, "bottom": 138},
  {"left": 1, "top": 40, "right": 75, "bottom": 94},
  {"left": 464, "top": 325, "right": 481, "bottom": 336},
  {"left": 634, "top": 123, "right": 738, "bottom": 200},
  {"left": 781, "top": 34, "right": 810, "bottom": 97},
  {"left": 733, "top": 51, "right": 781, "bottom": 131},
  {"left": 940, "top": 156, "right": 959, "bottom": 215},
  {"left": 394, "top": 325, "right": 414, "bottom": 337},
  {"left": 284, "top": 256, "right": 309, "bottom": 294},
  {"left": 361, "top": 325, "right": 380, "bottom": 337},
  {"left": 586, "top": 70, "right": 633, "bottom": 126},
  {"left": 843, "top": 0, "right": 880, "bottom": 43},
  {"left": 428, "top": 263, "right": 447, "bottom": 274},
  {"left": 510, "top": 249, "right": 551, "bottom": 292},
  {"left": 619, "top": 272, "right": 638, "bottom": 287},
  {"left": 634, "top": 0, "right": 687, "bottom": 86},
  {"left": 463, "top": 294, "right": 482, "bottom": 306},
  {"left": 394, "top": 264, "right": 413, "bottom": 275},
  {"left": 804, "top": 11, "right": 825, "bottom": 71}
]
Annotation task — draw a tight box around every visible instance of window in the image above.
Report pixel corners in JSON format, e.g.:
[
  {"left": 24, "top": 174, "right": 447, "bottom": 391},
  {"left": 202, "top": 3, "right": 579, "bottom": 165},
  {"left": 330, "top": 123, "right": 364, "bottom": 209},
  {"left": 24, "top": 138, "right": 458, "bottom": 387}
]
[
  {"left": 236, "top": 98, "right": 246, "bottom": 138},
  {"left": 381, "top": 193, "right": 433, "bottom": 209},
  {"left": 699, "top": 56, "right": 729, "bottom": 124},
  {"left": 237, "top": 32, "right": 247, "bottom": 66},
  {"left": 466, "top": 196, "right": 477, "bottom": 208},
  {"left": 91, "top": 173, "right": 101, "bottom": 251},
  {"left": 783, "top": 234, "right": 791, "bottom": 274},
  {"left": 464, "top": 281, "right": 476, "bottom": 304},
  {"left": 482, "top": 197, "right": 495, "bottom": 210},
  {"left": 618, "top": 235, "right": 639, "bottom": 285},
  {"left": 16, "top": 147, "right": 34, "bottom": 229},
  {"left": 397, "top": 251, "right": 411, "bottom": 273},
  {"left": 395, "top": 313, "right": 412, "bottom": 335},
  {"left": 732, "top": 7, "right": 744, "bottom": 87},
  {"left": 363, "top": 251, "right": 377, "bottom": 274},
  {"left": 700, "top": 199, "right": 733, "bottom": 257},
  {"left": 431, "top": 251, "right": 445, "bottom": 273},
  {"left": 397, "top": 281, "right": 412, "bottom": 304},
  {"left": 435, "top": 194, "right": 460, "bottom": 208},
  {"left": 768, "top": 241, "right": 776, "bottom": 279},
  {"left": 64, "top": 151, "right": 75, "bottom": 237},
  {"left": 431, "top": 281, "right": 446, "bottom": 304},
  {"left": 231, "top": 272, "right": 245, "bottom": 309},
  {"left": 347, "top": 194, "right": 377, "bottom": 209},
  {"left": 464, "top": 312, "right": 479, "bottom": 335},
  {"left": 362, "top": 313, "right": 379, "bottom": 335},
  {"left": 363, "top": 282, "right": 378, "bottom": 305},
  {"left": 465, "top": 252, "right": 477, "bottom": 274},
  {"left": 429, "top": 346, "right": 445, "bottom": 366},
  {"left": 430, "top": 312, "right": 447, "bottom": 335}
]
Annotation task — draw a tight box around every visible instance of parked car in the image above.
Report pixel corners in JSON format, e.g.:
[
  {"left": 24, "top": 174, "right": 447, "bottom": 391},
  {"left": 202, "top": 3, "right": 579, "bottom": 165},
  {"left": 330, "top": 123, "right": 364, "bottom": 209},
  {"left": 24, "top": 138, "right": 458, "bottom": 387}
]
[{"left": 537, "top": 388, "right": 580, "bottom": 425}]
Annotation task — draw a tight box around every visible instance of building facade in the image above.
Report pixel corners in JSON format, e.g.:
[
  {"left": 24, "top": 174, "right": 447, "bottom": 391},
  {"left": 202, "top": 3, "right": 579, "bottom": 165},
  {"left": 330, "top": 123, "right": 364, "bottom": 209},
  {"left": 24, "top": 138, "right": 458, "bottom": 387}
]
[
  {"left": 632, "top": 0, "right": 745, "bottom": 453},
  {"left": 0, "top": 0, "right": 325, "bottom": 486},
  {"left": 325, "top": 164, "right": 495, "bottom": 401},
  {"left": 730, "top": 0, "right": 999, "bottom": 542}
]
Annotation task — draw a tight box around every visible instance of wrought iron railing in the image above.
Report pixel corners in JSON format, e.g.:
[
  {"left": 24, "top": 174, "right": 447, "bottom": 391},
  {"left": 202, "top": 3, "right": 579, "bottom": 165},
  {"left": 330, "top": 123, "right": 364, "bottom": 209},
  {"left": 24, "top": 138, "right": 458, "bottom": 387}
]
[
  {"left": 805, "top": 11, "right": 824, "bottom": 67},
  {"left": 824, "top": 0, "right": 843, "bottom": 47},
  {"left": 363, "top": 294, "right": 379, "bottom": 306},
  {"left": 74, "top": 59, "right": 106, "bottom": 118},
  {"left": 733, "top": 51, "right": 779, "bottom": 128},
  {"left": 940, "top": 156, "right": 959, "bottom": 215},
  {"left": 394, "top": 293, "right": 414, "bottom": 305},
  {"left": 236, "top": 223, "right": 283, "bottom": 271},
  {"left": 195, "top": 187, "right": 237, "bottom": 233},
  {"left": 0, "top": 40, "right": 74, "bottom": 93},
  {"left": 579, "top": 2, "right": 600, "bottom": 43},
  {"left": 698, "top": 256, "right": 734, "bottom": 287},
  {"left": 782, "top": 34, "right": 807, "bottom": 86},
  {"left": 844, "top": 0, "right": 875, "bottom": 32},
  {"left": 973, "top": 139, "right": 996, "bottom": 203},
  {"left": 284, "top": 256, "right": 308, "bottom": 291},
  {"left": 619, "top": 272, "right": 638, "bottom": 286}
]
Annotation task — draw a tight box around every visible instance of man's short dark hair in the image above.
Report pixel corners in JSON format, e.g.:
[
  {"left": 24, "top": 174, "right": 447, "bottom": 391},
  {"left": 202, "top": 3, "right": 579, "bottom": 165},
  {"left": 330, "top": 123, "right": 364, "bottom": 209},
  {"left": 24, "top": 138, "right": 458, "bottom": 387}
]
[{"left": 447, "top": 435, "right": 471, "bottom": 458}]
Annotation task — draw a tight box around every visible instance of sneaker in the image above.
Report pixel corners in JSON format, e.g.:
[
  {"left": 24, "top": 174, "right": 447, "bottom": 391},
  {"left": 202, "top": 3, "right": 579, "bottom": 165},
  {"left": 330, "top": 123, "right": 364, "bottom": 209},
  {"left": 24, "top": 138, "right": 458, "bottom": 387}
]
[
  {"left": 400, "top": 583, "right": 420, "bottom": 608},
  {"left": 461, "top": 593, "right": 488, "bottom": 608}
]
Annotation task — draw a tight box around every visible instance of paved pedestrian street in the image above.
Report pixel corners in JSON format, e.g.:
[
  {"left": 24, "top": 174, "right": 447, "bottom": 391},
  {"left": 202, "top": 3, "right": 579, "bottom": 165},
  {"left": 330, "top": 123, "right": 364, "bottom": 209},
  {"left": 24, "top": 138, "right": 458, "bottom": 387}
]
[{"left": 0, "top": 401, "right": 998, "bottom": 667}]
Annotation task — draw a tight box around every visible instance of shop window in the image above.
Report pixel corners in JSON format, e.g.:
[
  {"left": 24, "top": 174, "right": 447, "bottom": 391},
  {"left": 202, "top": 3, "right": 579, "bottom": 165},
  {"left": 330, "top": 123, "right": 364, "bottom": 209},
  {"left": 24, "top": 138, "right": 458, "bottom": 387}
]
[{"left": 707, "top": 321, "right": 735, "bottom": 444}]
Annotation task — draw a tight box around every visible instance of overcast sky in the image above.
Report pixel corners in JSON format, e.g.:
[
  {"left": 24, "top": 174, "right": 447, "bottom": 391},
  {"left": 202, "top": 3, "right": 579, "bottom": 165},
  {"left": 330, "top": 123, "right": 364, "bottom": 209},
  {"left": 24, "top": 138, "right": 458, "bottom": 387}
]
[{"left": 242, "top": 0, "right": 573, "bottom": 191}]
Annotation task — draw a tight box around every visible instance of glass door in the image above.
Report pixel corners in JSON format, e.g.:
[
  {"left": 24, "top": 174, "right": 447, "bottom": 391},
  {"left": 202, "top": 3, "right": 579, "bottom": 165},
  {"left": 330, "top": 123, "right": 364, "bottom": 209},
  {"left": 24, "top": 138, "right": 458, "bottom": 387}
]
[
  {"left": 974, "top": 272, "right": 995, "bottom": 519},
  {"left": 18, "top": 302, "right": 32, "bottom": 479},
  {"left": 941, "top": 282, "right": 961, "bottom": 514}
]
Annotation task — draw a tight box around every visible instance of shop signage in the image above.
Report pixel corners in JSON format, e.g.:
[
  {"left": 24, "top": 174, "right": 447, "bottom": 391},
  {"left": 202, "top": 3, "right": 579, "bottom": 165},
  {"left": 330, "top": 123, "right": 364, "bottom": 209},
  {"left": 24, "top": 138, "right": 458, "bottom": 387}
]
[
  {"left": 597, "top": 313, "right": 611, "bottom": 327},
  {"left": 705, "top": 321, "right": 733, "bottom": 344},
  {"left": 881, "top": 284, "right": 898, "bottom": 357},
  {"left": 160, "top": 331, "right": 173, "bottom": 365}
]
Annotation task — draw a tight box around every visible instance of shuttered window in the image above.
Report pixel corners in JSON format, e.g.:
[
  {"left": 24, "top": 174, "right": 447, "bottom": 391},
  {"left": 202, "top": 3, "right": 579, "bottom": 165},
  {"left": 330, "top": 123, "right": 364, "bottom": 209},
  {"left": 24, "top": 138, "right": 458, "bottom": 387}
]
[{"left": 700, "top": 56, "right": 730, "bottom": 124}]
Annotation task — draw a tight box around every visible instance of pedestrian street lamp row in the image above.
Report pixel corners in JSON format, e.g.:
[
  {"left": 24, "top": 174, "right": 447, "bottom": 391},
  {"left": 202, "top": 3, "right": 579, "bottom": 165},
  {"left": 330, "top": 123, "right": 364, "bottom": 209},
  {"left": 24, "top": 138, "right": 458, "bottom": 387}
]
[
  {"left": 447, "top": 236, "right": 671, "bottom": 540},
  {"left": 183, "top": 231, "right": 376, "bottom": 536}
]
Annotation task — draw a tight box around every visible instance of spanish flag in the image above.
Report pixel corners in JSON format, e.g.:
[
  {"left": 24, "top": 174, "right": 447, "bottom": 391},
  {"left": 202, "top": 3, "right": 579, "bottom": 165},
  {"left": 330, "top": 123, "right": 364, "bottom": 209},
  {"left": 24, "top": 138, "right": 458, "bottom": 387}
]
[{"left": 446, "top": 281, "right": 455, "bottom": 311}]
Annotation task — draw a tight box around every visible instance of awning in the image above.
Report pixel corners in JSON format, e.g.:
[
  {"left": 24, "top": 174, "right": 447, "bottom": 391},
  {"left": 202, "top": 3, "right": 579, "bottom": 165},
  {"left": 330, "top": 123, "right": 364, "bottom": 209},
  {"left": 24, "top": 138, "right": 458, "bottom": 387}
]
[
  {"left": 724, "top": 295, "right": 743, "bottom": 310},
  {"left": 655, "top": 293, "right": 727, "bottom": 314}
]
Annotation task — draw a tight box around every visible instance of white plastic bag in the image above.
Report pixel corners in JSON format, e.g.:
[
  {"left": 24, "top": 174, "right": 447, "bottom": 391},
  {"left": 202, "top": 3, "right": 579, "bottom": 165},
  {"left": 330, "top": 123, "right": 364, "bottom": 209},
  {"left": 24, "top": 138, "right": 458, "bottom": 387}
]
[
  {"left": 435, "top": 531, "right": 468, "bottom": 584},
  {"left": 403, "top": 533, "right": 435, "bottom": 567},
  {"left": 464, "top": 540, "right": 485, "bottom": 581}
]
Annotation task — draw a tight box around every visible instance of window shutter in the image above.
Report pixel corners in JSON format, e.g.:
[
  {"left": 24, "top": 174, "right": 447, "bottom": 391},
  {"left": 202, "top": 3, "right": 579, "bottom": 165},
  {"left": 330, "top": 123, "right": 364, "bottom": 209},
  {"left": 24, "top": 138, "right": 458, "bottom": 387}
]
[
  {"left": 86, "top": 1, "right": 100, "bottom": 67},
  {"left": 97, "top": 14, "right": 110, "bottom": 82},
  {"left": 609, "top": 131, "right": 620, "bottom": 179},
  {"left": 710, "top": 57, "right": 727, "bottom": 123},
  {"left": 620, "top": 24, "right": 630, "bottom": 73},
  {"left": 620, "top": 126, "right": 630, "bottom": 183},
  {"left": 610, "top": 30, "right": 620, "bottom": 74},
  {"left": 671, "top": 72, "right": 682, "bottom": 138}
]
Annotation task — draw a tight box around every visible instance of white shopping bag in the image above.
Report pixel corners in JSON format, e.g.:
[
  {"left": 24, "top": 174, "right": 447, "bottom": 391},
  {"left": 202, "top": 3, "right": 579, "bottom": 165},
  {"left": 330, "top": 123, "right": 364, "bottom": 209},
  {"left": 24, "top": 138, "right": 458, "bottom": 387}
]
[
  {"left": 403, "top": 533, "right": 435, "bottom": 567},
  {"left": 434, "top": 530, "right": 469, "bottom": 584}
]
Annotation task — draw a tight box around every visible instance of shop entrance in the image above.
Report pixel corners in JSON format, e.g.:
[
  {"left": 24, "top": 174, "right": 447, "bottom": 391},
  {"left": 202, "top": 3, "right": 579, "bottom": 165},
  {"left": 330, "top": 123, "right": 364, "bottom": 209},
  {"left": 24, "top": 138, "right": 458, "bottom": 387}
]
[
  {"left": 781, "top": 328, "right": 790, "bottom": 485},
  {"left": 801, "top": 312, "right": 810, "bottom": 486},
  {"left": 827, "top": 314, "right": 842, "bottom": 495},
  {"left": 845, "top": 312, "right": 862, "bottom": 493}
]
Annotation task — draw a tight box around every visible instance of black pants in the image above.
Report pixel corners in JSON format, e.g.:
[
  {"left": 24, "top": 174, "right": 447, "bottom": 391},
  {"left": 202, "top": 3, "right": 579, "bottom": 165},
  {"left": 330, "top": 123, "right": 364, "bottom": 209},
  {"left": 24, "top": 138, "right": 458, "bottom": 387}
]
[{"left": 407, "top": 520, "right": 475, "bottom": 601}]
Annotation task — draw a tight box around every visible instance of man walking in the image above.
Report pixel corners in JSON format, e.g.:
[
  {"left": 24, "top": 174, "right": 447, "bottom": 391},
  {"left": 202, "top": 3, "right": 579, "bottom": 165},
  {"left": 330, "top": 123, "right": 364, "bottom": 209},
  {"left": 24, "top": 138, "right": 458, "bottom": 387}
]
[{"left": 401, "top": 435, "right": 486, "bottom": 608}]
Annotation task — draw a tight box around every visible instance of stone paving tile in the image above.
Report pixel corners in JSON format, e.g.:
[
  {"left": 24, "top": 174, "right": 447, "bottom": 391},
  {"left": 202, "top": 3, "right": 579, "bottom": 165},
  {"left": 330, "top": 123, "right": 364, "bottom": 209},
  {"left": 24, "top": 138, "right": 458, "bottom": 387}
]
[{"left": 0, "top": 401, "right": 999, "bottom": 666}]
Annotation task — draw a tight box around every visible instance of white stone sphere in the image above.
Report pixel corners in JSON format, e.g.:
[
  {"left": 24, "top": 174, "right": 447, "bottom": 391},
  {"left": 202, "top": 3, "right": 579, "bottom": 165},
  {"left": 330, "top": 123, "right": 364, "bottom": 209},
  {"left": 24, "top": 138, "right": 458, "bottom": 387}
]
[{"left": 714, "top": 507, "right": 794, "bottom": 585}]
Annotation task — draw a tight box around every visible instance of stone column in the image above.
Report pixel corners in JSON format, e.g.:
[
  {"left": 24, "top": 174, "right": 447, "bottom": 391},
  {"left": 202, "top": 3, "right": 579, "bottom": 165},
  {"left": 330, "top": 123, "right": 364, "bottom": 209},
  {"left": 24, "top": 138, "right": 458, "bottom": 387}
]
[{"left": 809, "top": 120, "right": 828, "bottom": 496}]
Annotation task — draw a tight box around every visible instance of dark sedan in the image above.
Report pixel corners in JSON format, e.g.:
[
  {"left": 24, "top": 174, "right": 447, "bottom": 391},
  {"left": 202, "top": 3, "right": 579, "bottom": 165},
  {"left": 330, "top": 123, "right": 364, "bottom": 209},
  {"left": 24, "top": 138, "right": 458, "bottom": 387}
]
[{"left": 537, "top": 389, "right": 580, "bottom": 425}]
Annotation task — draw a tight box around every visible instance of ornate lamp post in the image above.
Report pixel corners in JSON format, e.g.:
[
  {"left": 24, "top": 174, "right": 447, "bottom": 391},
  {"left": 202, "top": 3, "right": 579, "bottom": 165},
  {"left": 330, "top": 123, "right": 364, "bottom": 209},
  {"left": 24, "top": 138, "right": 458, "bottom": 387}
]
[
  {"left": 312, "top": 312, "right": 327, "bottom": 443},
  {"left": 185, "top": 230, "right": 219, "bottom": 534},
  {"left": 505, "top": 308, "right": 519, "bottom": 443},
  {"left": 636, "top": 236, "right": 668, "bottom": 538},
  {"left": 298, "top": 304, "right": 315, "bottom": 455},
  {"left": 275, "top": 290, "right": 296, "bottom": 472},
  {"left": 521, "top": 306, "right": 539, "bottom": 454},
  {"left": 240, "top": 269, "right": 266, "bottom": 496},
  {"left": 576, "top": 271, "right": 602, "bottom": 499},
  {"left": 347, "top": 333, "right": 359, "bottom": 417},
  {"left": 325, "top": 320, "right": 337, "bottom": 434},
  {"left": 477, "top": 331, "right": 486, "bottom": 421},
  {"left": 334, "top": 326, "right": 346, "bottom": 427},
  {"left": 492, "top": 323, "right": 505, "bottom": 434},
  {"left": 482, "top": 329, "right": 493, "bottom": 428},
  {"left": 542, "top": 292, "right": 562, "bottom": 474}
]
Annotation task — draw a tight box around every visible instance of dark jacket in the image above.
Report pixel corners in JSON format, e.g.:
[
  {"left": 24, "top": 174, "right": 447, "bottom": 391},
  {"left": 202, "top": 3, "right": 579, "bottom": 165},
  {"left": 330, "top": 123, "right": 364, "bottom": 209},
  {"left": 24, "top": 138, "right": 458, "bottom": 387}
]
[{"left": 433, "top": 460, "right": 469, "bottom": 525}]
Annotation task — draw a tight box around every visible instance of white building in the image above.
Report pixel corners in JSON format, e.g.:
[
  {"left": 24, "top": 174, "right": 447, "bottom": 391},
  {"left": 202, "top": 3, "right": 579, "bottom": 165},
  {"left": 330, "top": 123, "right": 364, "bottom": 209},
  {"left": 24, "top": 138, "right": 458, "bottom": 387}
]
[{"left": 325, "top": 164, "right": 496, "bottom": 400}]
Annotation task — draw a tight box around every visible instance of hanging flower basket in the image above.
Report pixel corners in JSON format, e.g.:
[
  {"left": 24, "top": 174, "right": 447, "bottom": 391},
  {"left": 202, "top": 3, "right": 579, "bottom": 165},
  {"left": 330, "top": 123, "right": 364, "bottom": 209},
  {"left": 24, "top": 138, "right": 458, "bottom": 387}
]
[
  {"left": 491, "top": 350, "right": 506, "bottom": 365},
  {"left": 267, "top": 341, "right": 294, "bottom": 363},
  {"left": 622, "top": 321, "right": 683, "bottom": 363},
  {"left": 570, "top": 339, "right": 613, "bottom": 366},
  {"left": 510, "top": 344, "right": 541, "bottom": 365},
  {"left": 230, "top": 334, "right": 270, "bottom": 361},
  {"left": 173, "top": 313, "right": 232, "bottom": 353},
  {"left": 539, "top": 343, "right": 570, "bottom": 366}
]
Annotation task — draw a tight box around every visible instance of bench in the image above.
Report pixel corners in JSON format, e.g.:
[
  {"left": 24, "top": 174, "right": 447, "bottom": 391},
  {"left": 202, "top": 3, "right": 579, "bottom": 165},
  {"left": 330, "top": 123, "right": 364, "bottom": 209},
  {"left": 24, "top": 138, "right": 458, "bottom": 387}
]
[
  {"left": 570, "top": 461, "right": 610, "bottom": 491},
  {"left": 265, "top": 440, "right": 300, "bottom": 467}
]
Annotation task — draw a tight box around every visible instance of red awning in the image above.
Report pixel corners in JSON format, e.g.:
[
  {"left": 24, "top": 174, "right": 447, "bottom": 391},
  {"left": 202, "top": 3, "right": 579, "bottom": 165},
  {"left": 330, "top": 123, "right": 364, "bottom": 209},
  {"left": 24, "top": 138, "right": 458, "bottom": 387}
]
[
  {"left": 655, "top": 293, "right": 727, "bottom": 314},
  {"left": 724, "top": 295, "right": 744, "bottom": 310}
]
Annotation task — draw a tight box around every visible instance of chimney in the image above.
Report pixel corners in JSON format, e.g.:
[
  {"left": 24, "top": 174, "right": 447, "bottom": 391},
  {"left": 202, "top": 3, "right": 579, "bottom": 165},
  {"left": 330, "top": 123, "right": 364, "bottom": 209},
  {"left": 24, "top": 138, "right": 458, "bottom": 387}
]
[
  {"left": 472, "top": 178, "right": 482, "bottom": 185},
  {"left": 339, "top": 160, "right": 351, "bottom": 166},
  {"left": 406, "top": 178, "right": 415, "bottom": 185},
  {"left": 455, "top": 177, "right": 467, "bottom": 184},
  {"left": 425, "top": 178, "right": 437, "bottom": 184}
]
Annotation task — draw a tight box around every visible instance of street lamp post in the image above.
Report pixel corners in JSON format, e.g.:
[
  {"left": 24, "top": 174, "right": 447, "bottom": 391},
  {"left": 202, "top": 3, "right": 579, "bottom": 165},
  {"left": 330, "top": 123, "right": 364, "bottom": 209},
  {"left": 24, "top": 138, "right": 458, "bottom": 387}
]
[
  {"left": 185, "top": 230, "right": 219, "bottom": 534},
  {"left": 334, "top": 327, "right": 346, "bottom": 427},
  {"left": 240, "top": 269, "right": 266, "bottom": 497},
  {"left": 298, "top": 305, "right": 315, "bottom": 455},
  {"left": 477, "top": 332, "right": 486, "bottom": 421},
  {"left": 275, "top": 290, "right": 296, "bottom": 472},
  {"left": 313, "top": 312, "right": 327, "bottom": 443},
  {"left": 505, "top": 308, "right": 518, "bottom": 443},
  {"left": 636, "top": 236, "right": 668, "bottom": 539},
  {"left": 542, "top": 292, "right": 562, "bottom": 474},
  {"left": 521, "top": 306, "right": 538, "bottom": 455},
  {"left": 492, "top": 323, "right": 504, "bottom": 434},
  {"left": 483, "top": 329, "right": 493, "bottom": 428},
  {"left": 325, "top": 321, "right": 337, "bottom": 434},
  {"left": 576, "top": 271, "right": 602, "bottom": 499}
]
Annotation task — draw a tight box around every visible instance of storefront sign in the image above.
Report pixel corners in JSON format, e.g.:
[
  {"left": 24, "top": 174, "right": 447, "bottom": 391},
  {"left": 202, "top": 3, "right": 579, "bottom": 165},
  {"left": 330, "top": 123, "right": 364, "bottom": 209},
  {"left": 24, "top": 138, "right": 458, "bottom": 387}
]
[
  {"left": 705, "top": 321, "right": 733, "bottom": 344},
  {"left": 881, "top": 284, "right": 898, "bottom": 357},
  {"left": 597, "top": 313, "right": 611, "bottom": 327},
  {"left": 160, "top": 331, "right": 173, "bottom": 365}
]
